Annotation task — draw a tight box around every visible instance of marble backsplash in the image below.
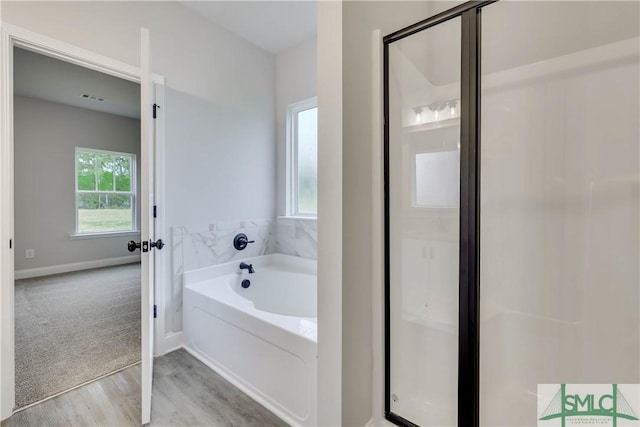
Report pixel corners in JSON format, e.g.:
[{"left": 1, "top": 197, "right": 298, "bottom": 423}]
[
  {"left": 173, "top": 219, "right": 275, "bottom": 272},
  {"left": 168, "top": 217, "right": 317, "bottom": 332},
  {"left": 273, "top": 218, "right": 317, "bottom": 260}
]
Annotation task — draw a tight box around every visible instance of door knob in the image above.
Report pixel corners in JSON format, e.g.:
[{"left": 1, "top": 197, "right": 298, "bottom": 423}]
[
  {"left": 128, "top": 240, "right": 141, "bottom": 252},
  {"left": 128, "top": 239, "right": 163, "bottom": 252}
]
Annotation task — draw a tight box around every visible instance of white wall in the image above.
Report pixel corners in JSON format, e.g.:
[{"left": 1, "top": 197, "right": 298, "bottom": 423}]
[
  {"left": 342, "top": 2, "right": 438, "bottom": 425},
  {"left": 276, "top": 37, "right": 317, "bottom": 216},
  {"left": 13, "top": 95, "right": 141, "bottom": 271},
  {"left": 2, "top": 1, "right": 276, "bottom": 353}
]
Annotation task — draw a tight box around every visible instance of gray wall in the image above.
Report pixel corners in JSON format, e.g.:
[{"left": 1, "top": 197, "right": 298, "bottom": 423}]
[{"left": 14, "top": 95, "right": 141, "bottom": 271}]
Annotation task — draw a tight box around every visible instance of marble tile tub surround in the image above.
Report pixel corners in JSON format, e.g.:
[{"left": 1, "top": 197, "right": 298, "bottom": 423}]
[
  {"left": 274, "top": 217, "right": 317, "bottom": 260},
  {"left": 168, "top": 217, "right": 317, "bottom": 333},
  {"left": 175, "top": 219, "right": 275, "bottom": 272}
]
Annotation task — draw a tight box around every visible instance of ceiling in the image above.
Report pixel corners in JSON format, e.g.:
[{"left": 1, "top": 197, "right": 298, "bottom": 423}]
[
  {"left": 181, "top": 1, "right": 317, "bottom": 54},
  {"left": 13, "top": 1, "right": 318, "bottom": 115},
  {"left": 14, "top": 48, "right": 140, "bottom": 119}
]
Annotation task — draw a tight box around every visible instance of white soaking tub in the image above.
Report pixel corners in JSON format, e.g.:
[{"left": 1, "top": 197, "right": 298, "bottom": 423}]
[{"left": 183, "top": 253, "right": 317, "bottom": 426}]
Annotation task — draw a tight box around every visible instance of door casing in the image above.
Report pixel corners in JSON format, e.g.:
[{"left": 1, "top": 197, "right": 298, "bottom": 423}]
[{"left": 0, "top": 22, "right": 165, "bottom": 421}]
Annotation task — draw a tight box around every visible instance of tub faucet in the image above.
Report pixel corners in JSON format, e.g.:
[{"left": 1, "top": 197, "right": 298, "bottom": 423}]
[{"left": 239, "top": 262, "right": 254, "bottom": 274}]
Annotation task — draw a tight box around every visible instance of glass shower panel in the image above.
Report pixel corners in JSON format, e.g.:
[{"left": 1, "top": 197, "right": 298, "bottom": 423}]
[
  {"left": 388, "top": 17, "right": 461, "bottom": 426},
  {"left": 479, "top": 2, "right": 640, "bottom": 426}
]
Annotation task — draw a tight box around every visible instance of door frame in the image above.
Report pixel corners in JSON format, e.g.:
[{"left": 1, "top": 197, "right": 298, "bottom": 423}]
[{"left": 0, "top": 22, "right": 165, "bottom": 420}]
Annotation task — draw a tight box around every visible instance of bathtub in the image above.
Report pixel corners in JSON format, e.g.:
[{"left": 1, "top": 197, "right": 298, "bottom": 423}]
[{"left": 183, "top": 253, "right": 317, "bottom": 426}]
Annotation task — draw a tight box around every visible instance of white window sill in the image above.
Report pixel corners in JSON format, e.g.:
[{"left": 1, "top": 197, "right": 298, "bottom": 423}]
[
  {"left": 69, "top": 230, "right": 141, "bottom": 240},
  {"left": 277, "top": 215, "right": 317, "bottom": 221}
]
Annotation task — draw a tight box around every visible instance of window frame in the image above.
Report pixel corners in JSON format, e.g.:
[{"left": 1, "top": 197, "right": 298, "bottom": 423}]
[
  {"left": 74, "top": 147, "right": 138, "bottom": 235},
  {"left": 286, "top": 97, "right": 318, "bottom": 218}
]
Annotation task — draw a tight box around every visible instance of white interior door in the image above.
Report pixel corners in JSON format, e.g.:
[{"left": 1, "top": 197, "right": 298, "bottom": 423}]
[{"left": 140, "top": 27, "right": 155, "bottom": 426}]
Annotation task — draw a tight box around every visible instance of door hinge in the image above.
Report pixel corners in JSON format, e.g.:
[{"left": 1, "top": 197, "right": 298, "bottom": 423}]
[
  {"left": 153, "top": 205, "right": 157, "bottom": 218},
  {"left": 153, "top": 103, "right": 160, "bottom": 119},
  {"left": 153, "top": 305, "right": 157, "bottom": 319}
]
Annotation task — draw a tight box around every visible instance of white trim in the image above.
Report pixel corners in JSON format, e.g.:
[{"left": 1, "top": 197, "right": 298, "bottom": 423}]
[
  {"left": 140, "top": 27, "right": 154, "bottom": 426},
  {"left": 0, "top": 22, "right": 165, "bottom": 420},
  {"left": 0, "top": 23, "right": 165, "bottom": 85},
  {"left": 0, "top": 22, "right": 16, "bottom": 422},
  {"left": 365, "top": 417, "right": 376, "bottom": 427},
  {"left": 317, "top": 2, "right": 342, "bottom": 425},
  {"left": 370, "top": 28, "right": 386, "bottom": 427},
  {"left": 368, "top": 417, "right": 397, "bottom": 427},
  {"left": 14, "top": 255, "right": 141, "bottom": 280},
  {"left": 155, "top": 332, "right": 183, "bottom": 357},
  {"left": 153, "top": 82, "right": 168, "bottom": 358},
  {"left": 286, "top": 96, "right": 318, "bottom": 217},
  {"left": 69, "top": 230, "right": 141, "bottom": 240},
  {"left": 276, "top": 215, "right": 318, "bottom": 221}
]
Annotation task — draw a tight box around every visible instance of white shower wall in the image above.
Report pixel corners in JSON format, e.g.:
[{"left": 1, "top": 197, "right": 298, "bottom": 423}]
[{"left": 479, "top": 10, "right": 640, "bottom": 423}]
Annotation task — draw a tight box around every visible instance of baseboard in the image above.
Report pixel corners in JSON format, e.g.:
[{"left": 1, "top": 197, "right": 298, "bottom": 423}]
[
  {"left": 156, "top": 331, "right": 183, "bottom": 356},
  {"left": 15, "top": 255, "right": 141, "bottom": 280},
  {"left": 368, "top": 416, "right": 397, "bottom": 426},
  {"left": 183, "top": 345, "right": 299, "bottom": 427}
]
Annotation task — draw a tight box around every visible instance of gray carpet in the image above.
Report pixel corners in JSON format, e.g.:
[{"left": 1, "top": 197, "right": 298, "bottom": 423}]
[{"left": 15, "top": 263, "right": 141, "bottom": 408}]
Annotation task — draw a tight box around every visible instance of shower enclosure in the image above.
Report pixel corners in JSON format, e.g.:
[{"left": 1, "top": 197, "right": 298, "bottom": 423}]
[{"left": 384, "top": 1, "right": 639, "bottom": 426}]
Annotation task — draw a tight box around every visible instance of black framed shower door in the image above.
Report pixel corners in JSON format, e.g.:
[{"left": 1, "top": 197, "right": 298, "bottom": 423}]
[
  {"left": 384, "top": 1, "right": 640, "bottom": 426},
  {"left": 383, "top": 2, "right": 496, "bottom": 426}
]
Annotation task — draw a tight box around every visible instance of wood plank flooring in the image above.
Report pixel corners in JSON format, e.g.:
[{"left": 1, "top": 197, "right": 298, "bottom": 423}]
[{"left": 2, "top": 349, "right": 288, "bottom": 427}]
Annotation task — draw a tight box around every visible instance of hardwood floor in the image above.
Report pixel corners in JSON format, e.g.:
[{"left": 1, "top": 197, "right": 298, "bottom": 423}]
[
  {"left": 2, "top": 349, "right": 288, "bottom": 427},
  {"left": 151, "top": 349, "right": 286, "bottom": 427}
]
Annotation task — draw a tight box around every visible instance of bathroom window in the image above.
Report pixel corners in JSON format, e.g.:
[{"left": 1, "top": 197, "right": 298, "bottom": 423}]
[
  {"left": 414, "top": 150, "right": 460, "bottom": 207},
  {"left": 287, "top": 97, "right": 318, "bottom": 216},
  {"left": 74, "top": 148, "right": 136, "bottom": 234}
]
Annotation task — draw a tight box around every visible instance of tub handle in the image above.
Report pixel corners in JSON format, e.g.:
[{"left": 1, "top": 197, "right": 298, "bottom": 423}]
[{"left": 233, "top": 233, "right": 255, "bottom": 251}]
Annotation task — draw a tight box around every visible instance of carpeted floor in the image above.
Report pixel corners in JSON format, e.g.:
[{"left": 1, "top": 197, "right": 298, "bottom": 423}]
[{"left": 15, "top": 263, "right": 141, "bottom": 408}]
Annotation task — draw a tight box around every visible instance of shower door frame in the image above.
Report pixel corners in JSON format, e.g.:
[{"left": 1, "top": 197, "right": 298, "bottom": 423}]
[{"left": 383, "top": 1, "right": 496, "bottom": 426}]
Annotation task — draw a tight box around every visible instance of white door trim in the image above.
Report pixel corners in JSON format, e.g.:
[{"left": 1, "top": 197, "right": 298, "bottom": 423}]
[
  {"left": 317, "top": 2, "right": 343, "bottom": 425},
  {"left": 140, "top": 27, "right": 154, "bottom": 426},
  {"left": 0, "top": 22, "right": 165, "bottom": 420}
]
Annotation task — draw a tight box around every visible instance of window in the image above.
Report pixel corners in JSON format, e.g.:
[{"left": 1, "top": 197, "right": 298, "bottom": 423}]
[
  {"left": 75, "top": 148, "right": 136, "bottom": 234},
  {"left": 414, "top": 150, "right": 460, "bottom": 208},
  {"left": 287, "top": 98, "right": 318, "bottom": 216},
  {"left": 411, "top": 125, "right": 461, "bottom": 209}
]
